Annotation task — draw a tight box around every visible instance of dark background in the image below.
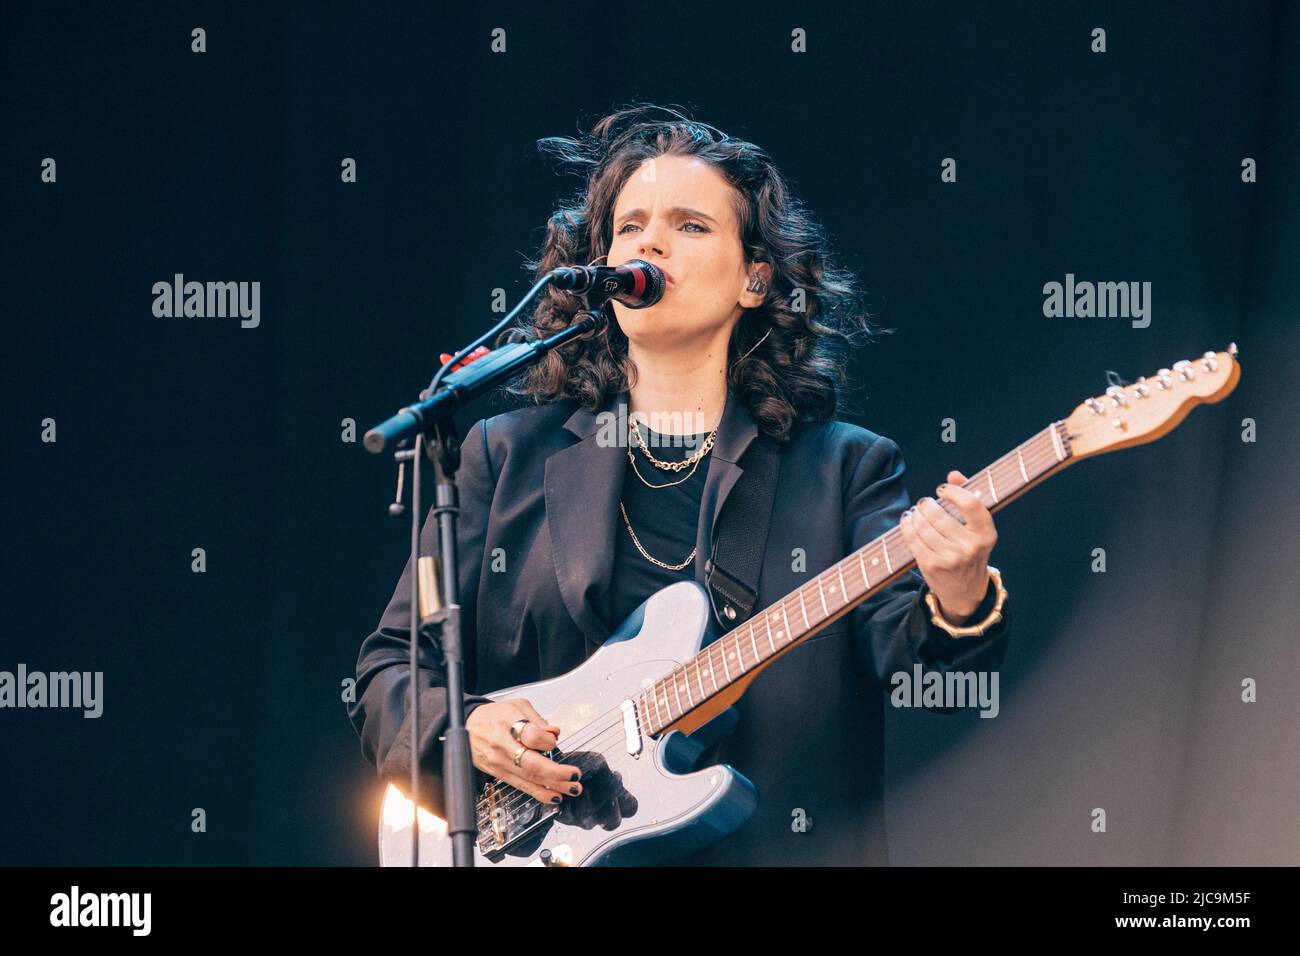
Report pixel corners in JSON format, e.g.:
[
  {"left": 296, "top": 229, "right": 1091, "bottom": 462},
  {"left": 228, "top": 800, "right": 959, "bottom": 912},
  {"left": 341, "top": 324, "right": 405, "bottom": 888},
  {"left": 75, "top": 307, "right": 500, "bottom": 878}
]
[{"left": 3, "top": 0, "right": 1296, "bottom": 865}]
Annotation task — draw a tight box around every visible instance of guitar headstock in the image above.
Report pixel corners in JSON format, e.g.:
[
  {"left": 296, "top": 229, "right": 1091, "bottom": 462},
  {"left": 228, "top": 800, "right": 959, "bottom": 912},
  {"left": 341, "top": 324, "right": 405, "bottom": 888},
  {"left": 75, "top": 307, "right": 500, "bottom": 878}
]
[{"left": 1063, "top": 344, "right": 1241, "bottom": 460}]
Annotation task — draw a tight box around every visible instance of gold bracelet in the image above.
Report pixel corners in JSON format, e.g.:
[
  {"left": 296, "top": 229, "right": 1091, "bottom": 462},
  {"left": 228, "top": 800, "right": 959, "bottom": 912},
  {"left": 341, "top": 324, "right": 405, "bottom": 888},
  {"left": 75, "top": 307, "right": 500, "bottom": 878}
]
[{"left": 924, "top": 567, "right": 1008, "bottom": 639}]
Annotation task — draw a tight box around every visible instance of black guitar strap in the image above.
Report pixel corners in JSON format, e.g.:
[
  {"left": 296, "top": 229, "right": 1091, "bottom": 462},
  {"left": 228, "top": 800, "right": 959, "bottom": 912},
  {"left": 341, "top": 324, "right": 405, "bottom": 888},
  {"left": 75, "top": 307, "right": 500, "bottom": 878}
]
[{"left": 705, "top": 435, "right": 782, "bottom": 632}]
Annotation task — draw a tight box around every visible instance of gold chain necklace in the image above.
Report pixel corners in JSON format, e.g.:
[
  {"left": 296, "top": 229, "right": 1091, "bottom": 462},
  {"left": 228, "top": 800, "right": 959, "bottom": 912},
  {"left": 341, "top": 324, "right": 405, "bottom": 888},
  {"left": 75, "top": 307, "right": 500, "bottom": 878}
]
[
  {"left": 619, "top": 420, "right": 714, "bottom": 568},
  {"left": 619, "top": 501, "right": 697, "bottom": 570},
  {"left": 629, "top": 418, "right": 718, "bottom": 471},
  {"left": 626, "top": 444, "right": 704, "bottom": 488}
]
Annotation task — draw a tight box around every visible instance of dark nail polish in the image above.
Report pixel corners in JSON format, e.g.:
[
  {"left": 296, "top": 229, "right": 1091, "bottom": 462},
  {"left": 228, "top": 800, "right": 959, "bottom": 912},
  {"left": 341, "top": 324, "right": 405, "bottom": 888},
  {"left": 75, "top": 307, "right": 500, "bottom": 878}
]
[
  {"left": 569, "top": 786, "right": 580, "bottom": 795},
  {"left": 570, "top": 771, "right": 579, "bottom": 781},
  {"left": 551, "top": 795, "right": 562, "bottom": 803}
]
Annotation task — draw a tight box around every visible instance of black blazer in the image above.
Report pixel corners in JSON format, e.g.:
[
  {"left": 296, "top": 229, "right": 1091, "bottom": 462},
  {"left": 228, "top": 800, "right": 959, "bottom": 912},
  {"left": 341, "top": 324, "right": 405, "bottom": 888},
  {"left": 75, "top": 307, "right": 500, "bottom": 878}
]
[{"left": 349, "top": 386, "right": 1012, "bottom": 865}]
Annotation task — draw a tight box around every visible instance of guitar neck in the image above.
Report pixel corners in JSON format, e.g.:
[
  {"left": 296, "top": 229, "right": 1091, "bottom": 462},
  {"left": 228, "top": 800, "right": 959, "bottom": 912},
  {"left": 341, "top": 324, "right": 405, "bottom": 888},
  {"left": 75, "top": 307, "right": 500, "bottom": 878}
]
[{"left": 639, "top": 421, "right": 1075, "bottom": 735}]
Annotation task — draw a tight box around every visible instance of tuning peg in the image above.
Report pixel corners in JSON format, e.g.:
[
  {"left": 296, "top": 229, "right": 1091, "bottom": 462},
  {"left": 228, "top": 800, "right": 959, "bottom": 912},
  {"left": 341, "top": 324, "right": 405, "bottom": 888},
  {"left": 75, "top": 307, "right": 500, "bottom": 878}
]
[
  {"left": 1201, "top": 351, "right": 1220, "bottom": 373},
  {"left": 1173, "top": 359, "right": 1196, "bottom": 381}
]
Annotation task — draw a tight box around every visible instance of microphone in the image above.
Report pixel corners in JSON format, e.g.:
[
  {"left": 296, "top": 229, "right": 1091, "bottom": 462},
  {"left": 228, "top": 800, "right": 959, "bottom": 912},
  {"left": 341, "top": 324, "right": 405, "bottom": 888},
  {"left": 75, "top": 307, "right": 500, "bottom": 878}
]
[{"left": 549, "top": 258, "right": 666, "bottom": 309}]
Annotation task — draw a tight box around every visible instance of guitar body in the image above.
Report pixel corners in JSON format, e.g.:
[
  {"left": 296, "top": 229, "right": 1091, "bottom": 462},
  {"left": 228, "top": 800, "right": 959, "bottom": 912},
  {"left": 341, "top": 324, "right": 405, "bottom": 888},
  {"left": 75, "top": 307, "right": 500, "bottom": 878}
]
[{"left": 379, "top": 580, "right": 758, "bottom": 867}]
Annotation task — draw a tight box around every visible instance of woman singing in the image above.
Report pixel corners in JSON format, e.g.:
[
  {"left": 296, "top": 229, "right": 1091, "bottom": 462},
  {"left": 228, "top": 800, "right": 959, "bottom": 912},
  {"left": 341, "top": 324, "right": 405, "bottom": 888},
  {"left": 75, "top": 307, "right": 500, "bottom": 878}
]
[{"left": 349, "top": 104, "right": 1013, "bottom": 866}]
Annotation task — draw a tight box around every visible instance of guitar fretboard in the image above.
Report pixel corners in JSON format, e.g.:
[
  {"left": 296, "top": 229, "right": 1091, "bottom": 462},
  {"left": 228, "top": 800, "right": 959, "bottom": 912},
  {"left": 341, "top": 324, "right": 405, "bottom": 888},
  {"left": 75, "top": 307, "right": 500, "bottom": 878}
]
[{"left": 638, "top": 421, "right": 1072, "bottom": 735}]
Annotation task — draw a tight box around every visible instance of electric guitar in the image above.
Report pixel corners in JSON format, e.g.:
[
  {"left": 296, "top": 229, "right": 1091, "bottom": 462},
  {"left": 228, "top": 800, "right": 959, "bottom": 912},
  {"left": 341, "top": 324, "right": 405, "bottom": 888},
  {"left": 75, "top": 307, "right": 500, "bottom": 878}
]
[{"left": 378, "top": 345, "right": 1241, "bottom": 866}]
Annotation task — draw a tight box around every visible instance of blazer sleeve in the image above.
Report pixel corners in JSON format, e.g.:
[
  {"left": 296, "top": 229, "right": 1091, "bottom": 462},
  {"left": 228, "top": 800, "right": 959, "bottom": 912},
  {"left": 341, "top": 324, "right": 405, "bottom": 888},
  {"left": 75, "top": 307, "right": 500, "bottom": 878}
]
[
  {"left": 347, "top": 417, "right": 497, "bottom": 816},
  {"left": 844, "top": 435, "right": 1012, "bottom": 701}
]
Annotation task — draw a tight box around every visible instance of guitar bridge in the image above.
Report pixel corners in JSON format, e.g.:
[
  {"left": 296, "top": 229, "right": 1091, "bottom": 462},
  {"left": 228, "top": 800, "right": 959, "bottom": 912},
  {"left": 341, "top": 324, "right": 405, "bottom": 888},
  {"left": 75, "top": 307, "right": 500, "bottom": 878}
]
[{"left": 475, "top": 758, "right": 562, "bottom": 856}]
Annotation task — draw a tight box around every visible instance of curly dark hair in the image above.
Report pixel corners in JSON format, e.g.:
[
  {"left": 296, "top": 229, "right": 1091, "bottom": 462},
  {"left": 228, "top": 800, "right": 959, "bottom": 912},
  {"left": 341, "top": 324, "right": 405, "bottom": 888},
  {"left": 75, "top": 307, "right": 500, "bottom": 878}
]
[{"left": 505, "top": 103, "right": 885, "bottom": 444}]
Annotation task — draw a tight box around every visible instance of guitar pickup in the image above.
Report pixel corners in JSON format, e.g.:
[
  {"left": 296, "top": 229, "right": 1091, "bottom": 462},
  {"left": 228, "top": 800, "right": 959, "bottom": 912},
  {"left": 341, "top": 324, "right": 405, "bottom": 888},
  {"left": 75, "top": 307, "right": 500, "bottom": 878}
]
[{"left": 621, "top": 699, "right": 643, "bottom": 756}]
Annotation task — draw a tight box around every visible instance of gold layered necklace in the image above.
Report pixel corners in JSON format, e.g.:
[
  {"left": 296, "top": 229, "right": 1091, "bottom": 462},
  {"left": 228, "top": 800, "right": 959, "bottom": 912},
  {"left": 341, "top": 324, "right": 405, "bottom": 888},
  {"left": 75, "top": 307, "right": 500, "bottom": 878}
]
[
  {"left": 619, "top": 501, "right": 696, "bottom": 570},
  {"left": 619, "top": 418, "right": 718, "bottom": 570},
  {"left": 626, "top": 418, "right": 717, "bottom": 488}
]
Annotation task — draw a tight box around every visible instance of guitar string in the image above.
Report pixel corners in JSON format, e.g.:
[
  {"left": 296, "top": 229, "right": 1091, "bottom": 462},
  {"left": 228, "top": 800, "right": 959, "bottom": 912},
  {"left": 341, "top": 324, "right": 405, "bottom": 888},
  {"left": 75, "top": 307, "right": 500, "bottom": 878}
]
[
  {"left": 482, "top": 436, "right": 1064, "bottom": 825},
  {"left": 477, "top": 436, "right": 1066, "bottom": 825}
]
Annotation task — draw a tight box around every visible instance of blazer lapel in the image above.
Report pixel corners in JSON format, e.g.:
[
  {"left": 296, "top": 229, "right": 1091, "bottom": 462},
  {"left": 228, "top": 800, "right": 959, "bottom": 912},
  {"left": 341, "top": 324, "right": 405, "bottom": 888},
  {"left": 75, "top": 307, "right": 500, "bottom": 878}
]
[
  {"left": 691, "top": 387, "right": 759, "bottom": 586},
  {"left": 545, "top": 386, "right": 760, "bottom": 650},
  {"left": 546, "top": 390, "right": 626, "bottom": 649}
]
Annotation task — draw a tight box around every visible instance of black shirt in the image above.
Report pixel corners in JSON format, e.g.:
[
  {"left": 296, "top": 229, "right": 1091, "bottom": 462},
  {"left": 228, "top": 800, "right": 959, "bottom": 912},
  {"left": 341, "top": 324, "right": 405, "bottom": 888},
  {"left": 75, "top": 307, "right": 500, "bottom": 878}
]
[{"left": 606, "top": 425, "right": 712, "bottom": 631}]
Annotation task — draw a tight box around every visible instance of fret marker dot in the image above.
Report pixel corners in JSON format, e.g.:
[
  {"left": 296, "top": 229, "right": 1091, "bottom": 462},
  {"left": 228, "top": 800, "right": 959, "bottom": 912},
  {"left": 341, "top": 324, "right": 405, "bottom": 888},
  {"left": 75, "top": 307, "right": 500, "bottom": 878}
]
[{"left": 871, "top": 558, "right": 879, "bottom": 566}]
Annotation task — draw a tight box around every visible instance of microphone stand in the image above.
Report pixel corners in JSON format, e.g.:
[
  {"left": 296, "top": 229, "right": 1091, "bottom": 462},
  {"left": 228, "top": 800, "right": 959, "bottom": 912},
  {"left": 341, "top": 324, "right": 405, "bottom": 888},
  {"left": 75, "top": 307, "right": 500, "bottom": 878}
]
[{"left": 365, "top": 302, "right": 610, "bottom": 867}]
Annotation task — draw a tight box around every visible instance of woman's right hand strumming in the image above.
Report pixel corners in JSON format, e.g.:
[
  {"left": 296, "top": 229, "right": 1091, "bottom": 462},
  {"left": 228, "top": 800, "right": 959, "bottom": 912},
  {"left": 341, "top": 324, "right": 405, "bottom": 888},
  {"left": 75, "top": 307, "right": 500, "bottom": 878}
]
[{"left": 465, "top": 699, "right": 583, "bottom": 805}]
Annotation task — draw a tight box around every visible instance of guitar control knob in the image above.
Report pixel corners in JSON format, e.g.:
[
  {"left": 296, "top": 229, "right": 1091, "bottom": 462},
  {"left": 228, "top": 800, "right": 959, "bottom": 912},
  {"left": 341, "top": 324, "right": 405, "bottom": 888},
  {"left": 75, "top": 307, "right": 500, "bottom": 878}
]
[{"left": 540, "top": 845, "right": 573, "bottom": 867}]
